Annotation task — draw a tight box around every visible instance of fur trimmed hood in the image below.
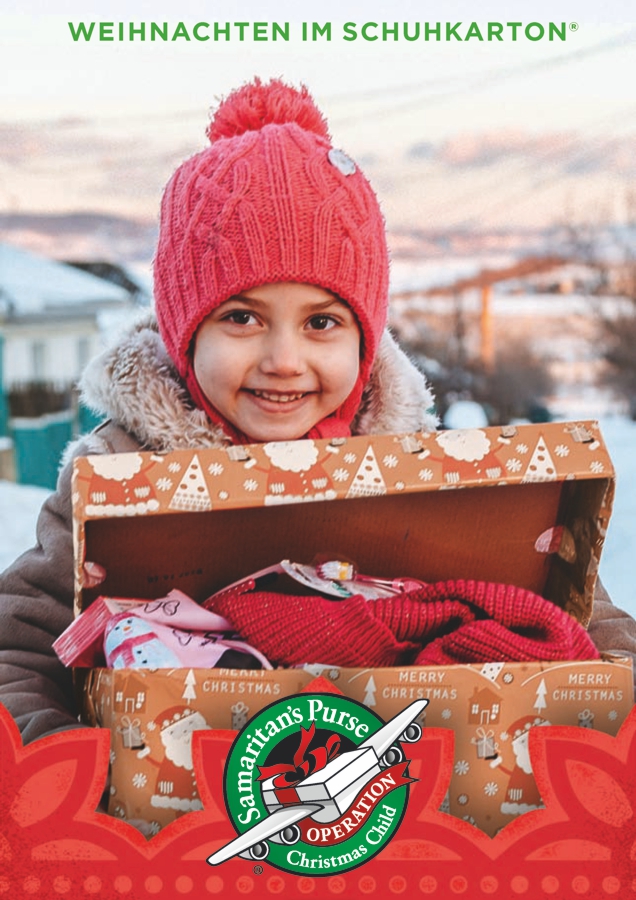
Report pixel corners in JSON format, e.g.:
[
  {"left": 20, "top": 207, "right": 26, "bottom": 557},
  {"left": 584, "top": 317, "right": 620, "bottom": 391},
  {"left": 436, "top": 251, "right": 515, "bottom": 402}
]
[{"left": 80, "top": 313, "right": 437, "bottom": 452}]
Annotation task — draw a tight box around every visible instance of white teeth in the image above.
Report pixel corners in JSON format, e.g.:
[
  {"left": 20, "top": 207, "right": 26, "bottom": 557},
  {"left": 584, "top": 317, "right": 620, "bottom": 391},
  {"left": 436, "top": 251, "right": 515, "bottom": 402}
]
[{"left": 252, "top": 390, "right": 305, "bottom": 403}]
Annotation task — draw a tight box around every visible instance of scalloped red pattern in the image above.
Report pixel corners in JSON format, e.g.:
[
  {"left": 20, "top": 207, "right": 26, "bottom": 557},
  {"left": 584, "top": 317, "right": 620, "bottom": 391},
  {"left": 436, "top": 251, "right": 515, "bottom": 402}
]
[{"left": 1, "top": 696, "right": 635, "bottom": 899}]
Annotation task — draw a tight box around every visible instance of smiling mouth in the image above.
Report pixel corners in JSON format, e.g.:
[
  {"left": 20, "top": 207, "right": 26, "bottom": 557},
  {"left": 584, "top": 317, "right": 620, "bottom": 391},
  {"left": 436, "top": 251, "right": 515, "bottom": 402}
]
[{"left": 248, "top": 389, "right": 309, "bottom": 404}]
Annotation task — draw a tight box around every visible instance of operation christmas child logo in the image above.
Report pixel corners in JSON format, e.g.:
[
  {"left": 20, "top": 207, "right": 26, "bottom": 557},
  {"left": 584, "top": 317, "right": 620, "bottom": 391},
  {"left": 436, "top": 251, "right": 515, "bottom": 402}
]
[{"left": 207, "top": 694, "right": 427, "bottom": 874}]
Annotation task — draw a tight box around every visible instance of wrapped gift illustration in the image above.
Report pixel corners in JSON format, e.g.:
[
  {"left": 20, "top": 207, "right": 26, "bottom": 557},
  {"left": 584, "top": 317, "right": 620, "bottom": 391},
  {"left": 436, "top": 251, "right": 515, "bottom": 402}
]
[
  {"left": 117, "top": 715, "right": 145, "bottom": 750},
  {"left": 472, "top": 727, "right": 499, "bottom": 760},
  {"left": 262, "top": 746, "right": 380, "bottom": 821}
]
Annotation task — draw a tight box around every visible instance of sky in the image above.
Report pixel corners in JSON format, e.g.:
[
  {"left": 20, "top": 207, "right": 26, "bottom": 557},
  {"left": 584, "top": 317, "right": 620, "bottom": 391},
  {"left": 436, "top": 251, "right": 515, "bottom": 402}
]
[{"left": 1, "top": 0, "right": 635, "bottom": 151}]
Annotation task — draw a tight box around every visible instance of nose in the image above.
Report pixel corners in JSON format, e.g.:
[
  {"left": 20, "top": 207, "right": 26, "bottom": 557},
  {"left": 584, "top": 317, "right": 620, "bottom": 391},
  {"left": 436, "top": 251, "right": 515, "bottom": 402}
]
[{"left": 259, "top": 329, "right": 307, "bottom": 377}]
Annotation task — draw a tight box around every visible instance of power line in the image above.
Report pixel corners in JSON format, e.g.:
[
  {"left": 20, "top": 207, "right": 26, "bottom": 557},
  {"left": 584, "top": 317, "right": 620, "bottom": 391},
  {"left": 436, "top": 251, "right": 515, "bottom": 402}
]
[{"left": 329, "top": 26, "right": 636, "bottom": 126}]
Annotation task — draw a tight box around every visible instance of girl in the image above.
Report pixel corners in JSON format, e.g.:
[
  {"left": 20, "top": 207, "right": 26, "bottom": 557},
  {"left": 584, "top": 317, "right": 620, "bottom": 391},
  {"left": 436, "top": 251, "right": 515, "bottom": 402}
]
[{"left": 0, "top": 79, "right": 634, "bottom": 744}]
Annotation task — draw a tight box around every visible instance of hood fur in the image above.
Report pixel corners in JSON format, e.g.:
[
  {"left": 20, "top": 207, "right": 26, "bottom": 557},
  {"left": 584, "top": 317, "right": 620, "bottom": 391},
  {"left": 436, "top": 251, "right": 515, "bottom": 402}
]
[{"left": 80, "top": 313, "right": 437, "bottom": 452}]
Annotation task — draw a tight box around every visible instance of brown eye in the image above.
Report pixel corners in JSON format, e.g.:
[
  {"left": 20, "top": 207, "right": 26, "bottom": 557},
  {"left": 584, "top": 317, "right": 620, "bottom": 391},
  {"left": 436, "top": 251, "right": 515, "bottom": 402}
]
[
  {"left": 225, "top": 310, "right": 255, "bottom": 325},
  {"left": 308, "top": 315, "right": 336, "bottom": 331}
]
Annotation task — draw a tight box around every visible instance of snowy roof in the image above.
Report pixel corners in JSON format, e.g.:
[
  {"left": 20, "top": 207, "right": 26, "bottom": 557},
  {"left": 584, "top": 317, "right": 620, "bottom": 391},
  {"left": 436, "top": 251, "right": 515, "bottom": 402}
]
[{"left": 0, "top": 242, "right": 130, "bottom": 316}]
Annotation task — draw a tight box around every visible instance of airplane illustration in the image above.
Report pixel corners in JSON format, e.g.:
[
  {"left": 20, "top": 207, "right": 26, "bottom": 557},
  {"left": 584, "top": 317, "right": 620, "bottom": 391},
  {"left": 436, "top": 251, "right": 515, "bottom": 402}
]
[{"left": 207, "top": 699, "right": 428, "bottom": 865}]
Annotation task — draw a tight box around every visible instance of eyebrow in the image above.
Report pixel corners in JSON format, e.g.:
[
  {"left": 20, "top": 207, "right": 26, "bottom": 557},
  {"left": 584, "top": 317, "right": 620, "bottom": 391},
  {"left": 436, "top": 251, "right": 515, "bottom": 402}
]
[{"left": 225, "top": 293, "right": 345, "bottom": 312}]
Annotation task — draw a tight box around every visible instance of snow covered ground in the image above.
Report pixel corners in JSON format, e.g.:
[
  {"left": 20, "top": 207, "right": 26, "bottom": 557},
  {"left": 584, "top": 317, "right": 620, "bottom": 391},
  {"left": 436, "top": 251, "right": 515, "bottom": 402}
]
[{"left": 0, "top": 415, "right": 634, "bottom": 618}]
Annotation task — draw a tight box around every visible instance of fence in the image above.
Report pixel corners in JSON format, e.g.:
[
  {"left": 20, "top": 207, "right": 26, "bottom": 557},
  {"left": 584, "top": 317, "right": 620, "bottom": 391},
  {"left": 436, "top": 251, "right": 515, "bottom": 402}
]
[{"left": 3, "top": 383, "right": 105, "bottom": 491}]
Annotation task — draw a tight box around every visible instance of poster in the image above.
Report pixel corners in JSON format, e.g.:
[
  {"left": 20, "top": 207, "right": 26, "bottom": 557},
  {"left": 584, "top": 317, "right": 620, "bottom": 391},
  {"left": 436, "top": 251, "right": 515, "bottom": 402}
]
[{"left": 2, "top": 0, "right": 636, "bottom": 897}]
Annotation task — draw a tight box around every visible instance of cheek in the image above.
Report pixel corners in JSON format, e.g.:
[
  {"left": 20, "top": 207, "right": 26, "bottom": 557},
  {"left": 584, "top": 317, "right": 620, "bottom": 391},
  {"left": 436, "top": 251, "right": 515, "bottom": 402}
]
[
  {"left": 193, "top": 333, "right": 238, "bottom": 395},
  {"left": 326, "top": 336, "right": 361, "bottom": 397}
]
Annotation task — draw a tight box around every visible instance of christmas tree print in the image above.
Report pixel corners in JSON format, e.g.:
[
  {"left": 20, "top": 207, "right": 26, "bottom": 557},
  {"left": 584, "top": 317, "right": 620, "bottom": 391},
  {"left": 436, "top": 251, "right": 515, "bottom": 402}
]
[
  {"left": 168, "top": 454, "right": 212, "bottom": 511},
  {"left": 521, "top": 437, "right": 557, "bottom": 483},
  {"left": 182, "top": 670, "right": 197, "bottom": 702},
  {"left": 534, "top": 678, "right": 548, "bottom": 713},
  {"left": 363, "top": 675, "right": 377, "bottom": 707},
  {"left": 346, "top": 446, "right": 387, "bottom": 498}
]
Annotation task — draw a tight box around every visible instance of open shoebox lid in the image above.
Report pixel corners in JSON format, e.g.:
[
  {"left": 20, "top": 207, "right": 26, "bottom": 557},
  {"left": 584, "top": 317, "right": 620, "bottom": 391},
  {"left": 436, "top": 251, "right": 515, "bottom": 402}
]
[{"left": 72, "top": 420, "right": 614, "bottom": 628}]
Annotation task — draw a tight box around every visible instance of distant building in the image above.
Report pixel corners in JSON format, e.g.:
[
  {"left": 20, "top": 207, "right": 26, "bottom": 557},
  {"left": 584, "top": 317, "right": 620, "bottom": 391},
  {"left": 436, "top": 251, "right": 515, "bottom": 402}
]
[
  {"left": 0, "top": 242, "right": 141, "bottom": 393},
  {"left": 64, "top": 260, "right": 152, "bottom": 306}
]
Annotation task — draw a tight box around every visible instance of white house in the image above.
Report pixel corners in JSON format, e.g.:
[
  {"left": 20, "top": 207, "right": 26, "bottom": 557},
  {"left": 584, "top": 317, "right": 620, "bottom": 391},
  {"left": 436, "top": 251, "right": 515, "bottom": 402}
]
[{"left": 0, "top": 242, "right": 141, "bottom": 389}]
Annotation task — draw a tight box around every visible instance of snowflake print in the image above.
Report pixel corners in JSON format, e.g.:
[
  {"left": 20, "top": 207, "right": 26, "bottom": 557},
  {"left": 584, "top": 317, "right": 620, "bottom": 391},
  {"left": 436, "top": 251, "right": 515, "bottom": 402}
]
[
  {"left": 590, "top": 460, "right": 604, "bottom": 474},
  {"left": 554, "top": 444, "right": 570, "bottom": 458},
  {"left": 462, "top": 815, "right": 477, "bottom": 826},
  {"left": 156, "top": 477, "right": 173, "bottom": 492},
  {"left": 218, "top": 491, "right": 229, "bottom": 500},
  {"left": 243, "top": 479, "right": 258, "bottom": 492},
  {"left": 333, "top": 468, "right": 350, "bottom": 483},
  {"left": 502, "top": 672, "right": 514, "bottom": 684},
  {"left": 109, "top": 749, "right": 117, "bottom": 764},
  {"left": 505, "top": 458, "right": 522, "bottom": 473},
  {"left": 148, "top": 822, "right": 161, "bottom": 836},
  {"left": 270, "top": 482, "right": 286, "bottom": 494},
  {"left": 132, "top": 772, "right": 148, "bottom": 789},
  {"left": 114, "top": 807, "right": 126, "bottom": 819},
  {"left": 168, "top": 462, "right": 182, "bottom": 473},
  {"left": 208, "top": 462, "right": 225, "bottom": 476},
  {"left": 515, "top": 443, "right": 529, "bottom": 454},
  {"left": 484, "top": 782, "right": 499, "bottom": 797},
  {"left": 454, "top": 760, "right": 470, "bottom": 776},
  {"left": 383, "top": 454, "right": 398, "bottom": 469},
  {"left": 418, "top": 468, "right": 434, "bottom": 482},
  {"left": 394, "top": 481, "right": 405, "bottom": 491},
  {"left": 343, "top": 452, "right": 357, "bottom": 464},
  {"left": 608, "top": 710, "right": 618, "bottom": 721},
  {"left": 441, "top": 708, "right": 452, "bottom": 720},
  {"left": 457, "top": 793, "right": 469, "bottom": 806},
  {"left": 146, "top": 720, "right": 156, "bottom": 731},
  {"left": 499, "top": 732, "right": 510, "bottom": 742}
]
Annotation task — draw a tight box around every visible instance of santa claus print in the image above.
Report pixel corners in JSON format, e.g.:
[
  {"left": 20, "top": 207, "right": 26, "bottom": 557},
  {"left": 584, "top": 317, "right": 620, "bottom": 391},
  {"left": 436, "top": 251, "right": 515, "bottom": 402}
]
[
  {"left": 141, "top": 706, "right": 211, "bottom": 812},
  {"left": 491, "top": 714, "right": 550, "bottom": 816},
  {"left": 261, "top": 440, "right": 337, "bottom": 504},
  {"left": 434, "top": 429, "right": 504, "bottom": 484},
  {"left": 81, "top": 453, "right": 160, "bottom": 516}
]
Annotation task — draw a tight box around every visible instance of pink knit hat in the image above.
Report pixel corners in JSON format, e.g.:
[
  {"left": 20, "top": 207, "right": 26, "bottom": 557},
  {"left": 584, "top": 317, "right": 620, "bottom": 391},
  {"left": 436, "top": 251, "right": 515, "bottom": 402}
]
[{"left": 153, "top": 78, "right": 389, "bottom": 440}]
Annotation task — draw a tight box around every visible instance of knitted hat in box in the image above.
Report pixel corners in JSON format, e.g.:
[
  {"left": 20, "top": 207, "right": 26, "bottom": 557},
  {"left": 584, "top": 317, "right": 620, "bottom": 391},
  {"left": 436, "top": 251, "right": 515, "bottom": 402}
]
[
  {"left": 154, "top": 78, "right": 389, "bottom": 440},
  {"left": 375, "top": 580, "right": 600, "bottom": 665},
  {"left": 207, "top": 579, "right": 600, "bottom": 668}
]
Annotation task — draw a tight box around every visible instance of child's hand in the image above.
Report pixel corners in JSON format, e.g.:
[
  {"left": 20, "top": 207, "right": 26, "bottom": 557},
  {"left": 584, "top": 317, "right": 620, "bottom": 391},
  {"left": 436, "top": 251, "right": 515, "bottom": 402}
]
[{"left": 83, "top": 561, "right": 107, "bottom": 589}]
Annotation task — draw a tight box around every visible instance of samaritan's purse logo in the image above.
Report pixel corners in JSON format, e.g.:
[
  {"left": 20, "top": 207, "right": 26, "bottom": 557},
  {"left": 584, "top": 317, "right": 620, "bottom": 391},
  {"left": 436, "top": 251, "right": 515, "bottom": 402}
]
[{"left": 207, "top": 694, "right": 427, "bottom": 875}]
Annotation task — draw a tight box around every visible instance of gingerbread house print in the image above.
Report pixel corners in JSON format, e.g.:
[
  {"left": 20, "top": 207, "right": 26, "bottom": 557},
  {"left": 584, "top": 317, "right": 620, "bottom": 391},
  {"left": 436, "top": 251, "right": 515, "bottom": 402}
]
[
  {"left": 113, "top": 675, "right": 148, "bottom": 714},
  {"left": 468, "top": 686, "right": 501, "bottom": 725}
]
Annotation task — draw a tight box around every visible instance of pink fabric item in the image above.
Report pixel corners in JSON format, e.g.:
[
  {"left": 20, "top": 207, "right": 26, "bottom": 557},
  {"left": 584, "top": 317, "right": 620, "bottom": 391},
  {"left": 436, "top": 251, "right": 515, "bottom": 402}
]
[
  {"left": 153, "top": 78, "right": 389, "bottom": 441},
  {"left": 207, "top": 579, "right": 600, "bottom": 668}
]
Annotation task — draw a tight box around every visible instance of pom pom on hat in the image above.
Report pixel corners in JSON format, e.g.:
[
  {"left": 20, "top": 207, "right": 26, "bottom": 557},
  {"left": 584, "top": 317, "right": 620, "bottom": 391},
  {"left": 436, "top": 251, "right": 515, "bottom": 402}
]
[
  {"left": 154, "top": 77, "right": 389, "bottom": 441},
  {"left": 207, "top": 77, "right": 330, "bottom": 142}
]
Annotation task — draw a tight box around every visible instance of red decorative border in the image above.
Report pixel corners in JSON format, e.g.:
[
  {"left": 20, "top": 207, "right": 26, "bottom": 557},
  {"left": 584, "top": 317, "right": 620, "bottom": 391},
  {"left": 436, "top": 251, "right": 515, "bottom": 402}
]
[{"left": 2, "top": 696, "right": 635, "bottom": 899}]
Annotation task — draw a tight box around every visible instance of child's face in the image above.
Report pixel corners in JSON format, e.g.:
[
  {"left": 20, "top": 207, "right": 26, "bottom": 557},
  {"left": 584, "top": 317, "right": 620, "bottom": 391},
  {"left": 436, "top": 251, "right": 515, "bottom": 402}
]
[{"left": 193, "top": 282, "right": 361, "bottom": 442}]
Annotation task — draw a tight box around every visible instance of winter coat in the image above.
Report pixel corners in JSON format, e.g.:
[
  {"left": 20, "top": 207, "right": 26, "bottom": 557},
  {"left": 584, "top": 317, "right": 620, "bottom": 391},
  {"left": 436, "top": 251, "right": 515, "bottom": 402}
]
[{"left": 2, "top": 316, "right": 635, "bottom": 744}]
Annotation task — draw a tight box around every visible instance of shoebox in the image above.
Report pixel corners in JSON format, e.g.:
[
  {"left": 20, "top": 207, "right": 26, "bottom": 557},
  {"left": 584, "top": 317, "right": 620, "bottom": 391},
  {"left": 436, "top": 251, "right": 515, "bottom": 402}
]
[
  {"left": 307, "top": 656, "right": 633, "bottom": 835},
  {"left": 72, "top": 420, "right": 633, "bottom": 834}
]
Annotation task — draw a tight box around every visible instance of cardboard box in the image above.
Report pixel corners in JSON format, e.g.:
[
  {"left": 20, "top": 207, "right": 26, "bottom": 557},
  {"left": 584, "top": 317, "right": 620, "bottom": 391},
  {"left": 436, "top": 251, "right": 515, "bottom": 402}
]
[
  {"left": 81, "top": 665, "right": 314, "bottom": 828},
  {"left": 310, "top": 657, "right": 633, "bottom": 835},
  {"left": 73, "top": 420, "right": 633, "bottom": 834}
]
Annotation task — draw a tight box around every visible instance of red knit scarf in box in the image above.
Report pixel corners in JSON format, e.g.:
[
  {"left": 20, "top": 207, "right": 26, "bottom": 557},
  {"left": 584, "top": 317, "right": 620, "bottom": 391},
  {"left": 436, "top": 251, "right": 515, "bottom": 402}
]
[{"left": 207, "top": 579, "right": 599, "bottom": 668}]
